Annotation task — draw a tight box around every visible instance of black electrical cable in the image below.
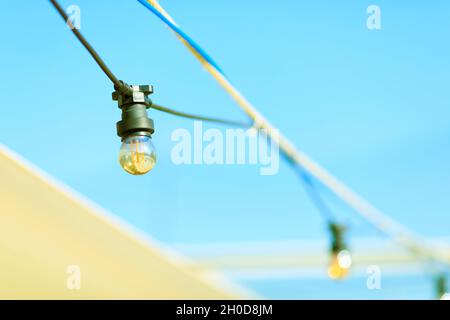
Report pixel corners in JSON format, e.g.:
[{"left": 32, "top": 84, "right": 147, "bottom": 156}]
[
  {"left": 49, "top": 0, "right": 131, "bottom": 95},
  {"left": 149, "top": 103, "right": 250, "bottom": 127},
  {"left": 50, "top": 0, "right": 248, "bottom": 127}
]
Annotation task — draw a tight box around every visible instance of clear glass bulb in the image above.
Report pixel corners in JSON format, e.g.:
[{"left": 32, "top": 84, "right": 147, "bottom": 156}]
[
  {"left": 118, "top": 135, "right": 156, "bottom": 175},
  {"left": 327, "top": 250, "right": 352, "bottom": 280}
]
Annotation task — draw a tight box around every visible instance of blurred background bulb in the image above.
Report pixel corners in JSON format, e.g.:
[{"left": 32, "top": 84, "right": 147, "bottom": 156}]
[
  {"left": 327, "top": 249, "right": 352, "bottom": 280},
  {"left": 119, "top": 135, "right": 156, "bottom": 175}
]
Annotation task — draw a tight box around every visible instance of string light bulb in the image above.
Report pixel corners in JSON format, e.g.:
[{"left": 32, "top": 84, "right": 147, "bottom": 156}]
[
  {"left": 119, "top": 135, "right": 156, "bottom": 175},
  {"left": 328, "top": 249, "right": 352, "bottom": 280},
  {"left": 327, "top": 223, "right": 352, "bottom": 280},
  {"left": 113, "top": 84, "right": 157, "bottom": 175},
  {"left": 435, "top": 273, "right": 449, "bottom": 300}
]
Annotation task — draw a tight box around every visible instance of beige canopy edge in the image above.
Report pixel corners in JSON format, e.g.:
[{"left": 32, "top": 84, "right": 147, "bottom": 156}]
[{"left": 0, "top": 144, "right": 254, "bottom": 299}]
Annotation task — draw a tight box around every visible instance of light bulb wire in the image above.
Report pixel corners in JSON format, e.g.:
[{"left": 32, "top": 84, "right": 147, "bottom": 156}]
[
  {"left": 149, "top": 103, "right": 250, "bottom": 128},
  {"left": 49, "top": 0, "right": 131, "bottom": 95},
  {"left": 49, "top": 0, "right": 247, "bottom": 128},
  {"left": 283, "top": 153, "right": 336, "bottom": 224}
]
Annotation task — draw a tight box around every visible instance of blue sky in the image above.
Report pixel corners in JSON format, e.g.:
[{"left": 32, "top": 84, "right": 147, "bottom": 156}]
[{"left": 1, "top": 0, "right": 450, "bottom": 299}]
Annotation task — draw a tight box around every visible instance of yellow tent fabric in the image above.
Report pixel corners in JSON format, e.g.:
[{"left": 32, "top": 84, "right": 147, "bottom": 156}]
[{"left": 0, "top": 144, "right": 245, "bottom": 299}]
